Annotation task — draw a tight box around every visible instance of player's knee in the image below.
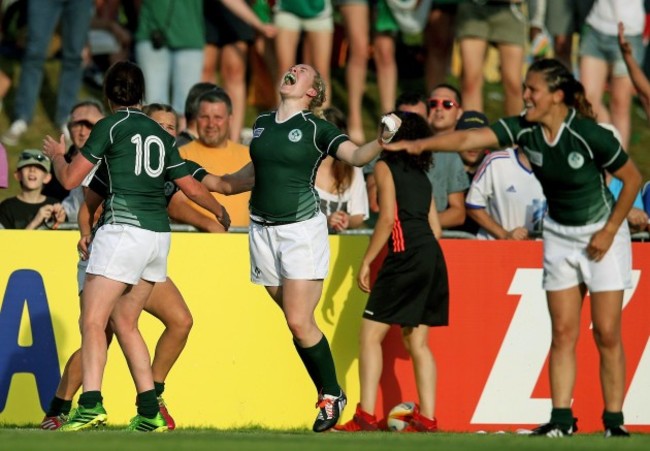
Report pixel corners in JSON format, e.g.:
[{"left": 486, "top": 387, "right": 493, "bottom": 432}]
[
  {"left": 176, "top": 311, "right": 193, "bottom": 337},
  {"left": 285, "top": 317, "right": 313, "bottom": 341},
  {"left": 551, "top": 323, "right": 579, "bottom": 349},
  {"left": 109, "top": 315, "right": 135, "bottom": 336},
  {"left": 592, "top": 324, "right": 622, "bottom": 350}
]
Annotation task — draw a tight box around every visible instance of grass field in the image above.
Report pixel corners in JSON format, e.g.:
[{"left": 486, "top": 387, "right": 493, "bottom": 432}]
[{"left": 1, "top": 427, "right": 650, "bottom": 451}]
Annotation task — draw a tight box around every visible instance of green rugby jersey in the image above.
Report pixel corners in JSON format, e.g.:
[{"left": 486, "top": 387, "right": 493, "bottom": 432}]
[
  {"left": 491, "top": 109, "right": 628, "bottom": 226},
  {"left": 80, "top": 108, "right": 189, "bottom": 232},
  {"left": 249, "top": 110, "right": 348, "bottom": 222}
]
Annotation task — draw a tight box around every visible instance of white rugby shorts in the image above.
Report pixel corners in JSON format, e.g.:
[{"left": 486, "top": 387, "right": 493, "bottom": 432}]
[
  {"left": 542, "top": 216, "right": 632, "bottom": 292},
  {"left": 86, "top": 224, "right": 170, "bottom": 285},
  {"left": 249, "top": 213, "right": 329, "bottom": 286}
]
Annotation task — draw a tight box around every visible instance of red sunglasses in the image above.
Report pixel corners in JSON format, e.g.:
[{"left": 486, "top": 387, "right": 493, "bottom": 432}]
[{"left": 428, "top": 98, "right": 459, "bottom": 110}]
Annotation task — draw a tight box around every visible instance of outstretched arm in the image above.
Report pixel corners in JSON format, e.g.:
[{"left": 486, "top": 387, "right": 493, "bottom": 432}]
[
  {"left": 336, "top": 113, "right": 402, "bottom": 166},
  {"left": 201, "top": 162, "right": 255, "bottom": 195},
  {"left": 618, "top": 22, "right": 650, "bottom": 124},
  {"left": 383, "top": 127, "right": 500, "bottom": 155}
]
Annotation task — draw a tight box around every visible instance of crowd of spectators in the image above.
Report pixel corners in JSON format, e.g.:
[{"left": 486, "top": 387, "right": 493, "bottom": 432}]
[{"left": 1, "top": 0, "right": 650, "bottom": 238}]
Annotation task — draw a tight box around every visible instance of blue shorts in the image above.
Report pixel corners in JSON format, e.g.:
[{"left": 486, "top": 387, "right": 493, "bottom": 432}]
[{"left": 579, "top": 25, "right": 644, "bottom": 78}]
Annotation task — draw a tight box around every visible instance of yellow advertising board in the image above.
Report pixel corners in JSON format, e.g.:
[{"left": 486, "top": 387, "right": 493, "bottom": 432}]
[
  {"left": 0, "top": 230, "right": 368, "bottom": 429},
  {"left": 2, "top": 232, "right": 649, "bottom": 433}
]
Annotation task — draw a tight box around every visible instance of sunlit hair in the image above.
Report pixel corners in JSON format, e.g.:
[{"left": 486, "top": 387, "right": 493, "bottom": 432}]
[
  {"left": 309, "top": 67, "right": 327, "bottom": 112},
  {"left": 104, "top": 61, "right": 145, "bottom": 107},
  {"left": 380, "top": 111, "right": 433, "bottom": 171},
  {"left": 528, "top": 58, "right": 595, "bottom": 120},
  {"left": 323, "top": 106, "right": 353, "bottom": 194}
]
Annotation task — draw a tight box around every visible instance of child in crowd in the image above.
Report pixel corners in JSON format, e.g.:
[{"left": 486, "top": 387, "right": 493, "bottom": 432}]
[{"left": 0, "top": 149, "right": 65, "bottom": 229}]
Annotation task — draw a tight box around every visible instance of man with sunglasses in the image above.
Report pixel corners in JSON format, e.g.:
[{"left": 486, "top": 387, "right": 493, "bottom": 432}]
[
  {"left": 425, "top": 84, "right": 469, "bottom": 229},
  {"left": 42, "top": 101, "right": 105, "bottom": 223}
]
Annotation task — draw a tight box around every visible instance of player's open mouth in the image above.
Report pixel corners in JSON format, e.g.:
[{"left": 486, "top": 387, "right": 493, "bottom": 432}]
[{"left": 284, "top": 73, "right": 296, "bottom": 85}]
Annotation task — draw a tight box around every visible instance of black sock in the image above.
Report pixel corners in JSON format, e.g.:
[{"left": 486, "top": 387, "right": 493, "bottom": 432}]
[
  {"left": 78, "top": 391, "right": 102, "bottom": 409},
  {"left": 294, "top": 338, "right": 322, "bottom": 391},
  {"left": 60, "top": 399, "right": 73, "bottom": 415},
  {"left": 154, "top": 381, "right": 165, "bottom": 397},
  {"left": 603, "top": 410, "right": 624, "bottom": 429},
  {"left": 137, "top": 389, "right": 159, "bottom": 418},
  {"left": 46, "top": 396, "right": 72, "bottom": 417},
  {"left": 294, "top": 335, "right": 340, "bottom": 396},
  {"left": 550, "top": 408, "right": 574, "bottom": 428}
]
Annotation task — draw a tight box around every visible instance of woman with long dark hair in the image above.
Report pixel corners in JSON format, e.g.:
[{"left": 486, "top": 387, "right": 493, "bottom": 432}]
[
  {"left": 384, "top": 58, "right": 641, "bottom": 437},
  {"left": 336, "top": 111, "right": 446, "bottom": 432}
]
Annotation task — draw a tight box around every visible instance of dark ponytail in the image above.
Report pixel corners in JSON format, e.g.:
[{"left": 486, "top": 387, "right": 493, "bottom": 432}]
[
  {"left": 528, "top": 58, "right": 596, "bottom": 120},
  {"left": 104, "top": 61, "right": 145, "bottom": 107}
]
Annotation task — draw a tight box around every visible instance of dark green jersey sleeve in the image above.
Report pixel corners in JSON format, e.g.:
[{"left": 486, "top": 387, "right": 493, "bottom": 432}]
[
  {"left": 163, "top": 159, "right": 208, "bottom": 205},
  {"left": 184, "top": 159, "right": 208, "bottom": 182},
  {"left": 490, "top": 115, "right": 524, "bottom": 148},
  {"left": 164, "top": 143, "right": 190, "bottom": 181},
  {"left": 314, "top": 117, "right": 349, "bottom": 158},
  {"left": 80, "top": 118, "right": 113, "bottom": 163},
  {"left": 588, "top": 124, "right": 629, "bottom": 173}
]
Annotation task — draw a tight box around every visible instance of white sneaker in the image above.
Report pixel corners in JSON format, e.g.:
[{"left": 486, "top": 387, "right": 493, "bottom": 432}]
[{"left": 2, "top": 119, "right": 28, "bottom": 146}]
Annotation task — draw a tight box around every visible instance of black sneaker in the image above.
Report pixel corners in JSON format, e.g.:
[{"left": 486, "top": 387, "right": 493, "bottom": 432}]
[
  {"left": 605, "top": 425, "right": 630, "bottom": 437},
  {"left": 313, "top": 390, "right": 347, "bottom": 432},
  {"left": 530, "top": 418, "right": 578, "bottom": 437}
]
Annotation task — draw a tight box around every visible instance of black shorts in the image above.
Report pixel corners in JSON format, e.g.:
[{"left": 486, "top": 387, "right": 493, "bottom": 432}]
[
  {"left": 363, "top": 239, "right": 449, "bottom": 328},
  {"left": 205, "top": 0, "right": 255, "bottom": 47}
]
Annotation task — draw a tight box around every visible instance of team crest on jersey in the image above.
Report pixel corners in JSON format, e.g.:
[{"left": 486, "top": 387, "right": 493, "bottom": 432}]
[
  {"left": 253, "top": 128, "right": 264, "bottom": 138},
  {"left": 567, "top": 151, "right": 584, "bottom": 169},
  {"left": 524, "top": 146, "right": 543, "bottom": 166},
  {"left": 164, "top": 181, "right": 176, "bottom": 197},
  {"left": 288, "top": 129, "right": 303, "bottom": 142}
]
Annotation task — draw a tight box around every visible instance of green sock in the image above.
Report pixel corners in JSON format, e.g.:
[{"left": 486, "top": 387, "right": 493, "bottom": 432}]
[
  {"left": 137, "top": 389, "right": 159, "bottom": 418},
  {"left": 550, "top": 408, "right": 574, "bottom": 427},
  {"left": 78, "top": 391, "right": 102, "bottom": 409},
  {"left": 294, "top": 339, "right": 322, "bottom": 391},
  {"left": 46, "top": 397, "right": 72, "bottom": 417},
  {"left": 294, "top": 335, "right": 340, "bottom": 396},
  {"left": 154, "top": 381, "right": 165, "bottom": 397},
  {"left": 603, "top": 410, "right": 624, "bottom": 429}
]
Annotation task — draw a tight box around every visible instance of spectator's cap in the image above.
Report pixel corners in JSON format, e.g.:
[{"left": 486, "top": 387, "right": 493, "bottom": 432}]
[
  {"left": 17, "top": 149, "right": 51, "bottom": 172},
  {"left": 455, "top": 111, "right": 489, "bottom": 131}
]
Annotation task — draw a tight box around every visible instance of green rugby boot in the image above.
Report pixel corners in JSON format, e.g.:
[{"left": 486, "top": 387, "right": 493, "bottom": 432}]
[
  {"left": 59, "top": 403, "right": 107, "bottom": 431},
  {"left": 126, "top": 412, "right": 168, "bottom": 432}
]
